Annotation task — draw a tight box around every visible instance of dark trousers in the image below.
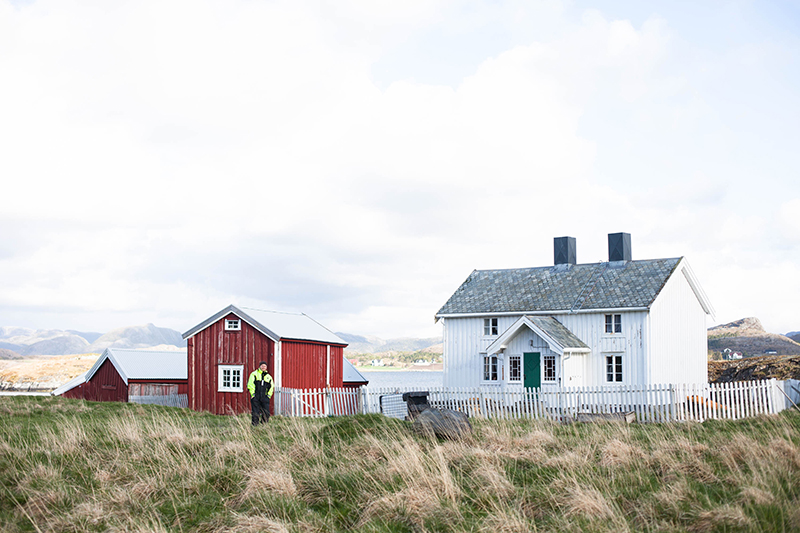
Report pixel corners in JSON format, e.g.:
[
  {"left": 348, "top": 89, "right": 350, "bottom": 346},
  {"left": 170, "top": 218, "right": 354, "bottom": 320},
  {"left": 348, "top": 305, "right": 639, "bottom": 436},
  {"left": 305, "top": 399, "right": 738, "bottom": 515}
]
[{"left": 251, "top": 396, "right": 270, "bottom": 425}]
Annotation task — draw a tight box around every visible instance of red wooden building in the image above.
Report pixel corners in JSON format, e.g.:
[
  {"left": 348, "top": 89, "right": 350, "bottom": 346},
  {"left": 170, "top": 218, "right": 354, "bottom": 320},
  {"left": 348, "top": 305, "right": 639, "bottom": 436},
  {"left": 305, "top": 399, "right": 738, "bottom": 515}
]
[
  {"left": 53, "top": 348, "right": 188, "bottom": 403},
  {"left": 182, "top": 305, "right": 350, "bottom": 415}
]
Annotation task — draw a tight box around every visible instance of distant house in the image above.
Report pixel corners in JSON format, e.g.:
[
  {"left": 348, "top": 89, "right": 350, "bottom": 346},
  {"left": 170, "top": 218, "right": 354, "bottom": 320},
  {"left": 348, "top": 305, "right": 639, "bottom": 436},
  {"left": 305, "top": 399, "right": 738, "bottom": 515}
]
[
  {"left": 435, "top": 233, "right": 715, "bottom": 390},
  {"left": 53, "top": 348, "right": 187, "bottom": 403},
  {"left": 370, "top": 359, "right": 384, "bottom": 367},
  {"left": 182, "top": 305, "right": 349, "bottom": 415},
  {"left": 722, "top": 349, "right": 743, "bottom": 360}
]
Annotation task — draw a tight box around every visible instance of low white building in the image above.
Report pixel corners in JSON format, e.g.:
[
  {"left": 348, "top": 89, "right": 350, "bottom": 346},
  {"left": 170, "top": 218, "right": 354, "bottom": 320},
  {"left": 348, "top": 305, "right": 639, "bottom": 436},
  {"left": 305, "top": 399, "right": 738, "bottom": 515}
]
[{"left": 435, "top": 233, "right": 714, "bottom": 390}]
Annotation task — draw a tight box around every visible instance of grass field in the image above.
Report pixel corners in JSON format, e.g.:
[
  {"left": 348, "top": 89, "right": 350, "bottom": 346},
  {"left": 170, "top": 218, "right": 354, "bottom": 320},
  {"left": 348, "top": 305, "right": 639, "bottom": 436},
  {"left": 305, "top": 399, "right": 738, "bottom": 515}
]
[{"left": 1, "top": 396, "right": 799, "bottom": 532}]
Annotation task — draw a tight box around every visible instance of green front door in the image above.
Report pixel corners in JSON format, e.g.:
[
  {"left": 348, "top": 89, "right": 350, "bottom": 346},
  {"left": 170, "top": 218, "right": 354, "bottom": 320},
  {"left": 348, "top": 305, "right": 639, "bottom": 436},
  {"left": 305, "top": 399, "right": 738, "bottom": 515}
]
[{"left": 523, "top": 352, "right": 541, "bottom": 389}]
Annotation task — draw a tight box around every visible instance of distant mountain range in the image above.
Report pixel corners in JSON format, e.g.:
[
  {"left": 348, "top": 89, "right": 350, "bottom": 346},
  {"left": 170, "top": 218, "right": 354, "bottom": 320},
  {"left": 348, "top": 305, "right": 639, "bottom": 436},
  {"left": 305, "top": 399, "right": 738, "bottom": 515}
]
[
  {"left": 336, "top": 332, "right": 442, "bottom": 354},
  {"left": 0, "top": 324, "right": 186, "bottom": 358},
  {"left": 0, "top": 323, "right": 440, "bottom": 359},
  {"left": 0, "top": 326, "right": 98, "bottom": 357},
  {"left": 2, "top": 316, "right": 794, "bottom": 360}
]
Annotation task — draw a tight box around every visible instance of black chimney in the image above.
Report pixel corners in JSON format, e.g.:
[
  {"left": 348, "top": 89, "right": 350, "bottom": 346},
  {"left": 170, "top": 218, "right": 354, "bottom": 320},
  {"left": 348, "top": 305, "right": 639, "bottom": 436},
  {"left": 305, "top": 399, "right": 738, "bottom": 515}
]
[
  {"left": 554, "top": 236, "right": 577, "bottom": 266},
  {"left": 608, "top": 232, "right": 632, "bottom": 262}
]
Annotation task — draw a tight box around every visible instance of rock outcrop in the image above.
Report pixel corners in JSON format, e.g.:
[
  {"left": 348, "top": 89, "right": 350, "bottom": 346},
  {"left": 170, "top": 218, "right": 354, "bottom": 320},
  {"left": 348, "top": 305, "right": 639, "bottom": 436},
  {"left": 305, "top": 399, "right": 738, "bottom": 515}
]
[
  {"left": 412, "top": 408, "right": 472, "bottom": 440},
  {"left": 709, "top": 355, "right": 800, "bottom": 383}
]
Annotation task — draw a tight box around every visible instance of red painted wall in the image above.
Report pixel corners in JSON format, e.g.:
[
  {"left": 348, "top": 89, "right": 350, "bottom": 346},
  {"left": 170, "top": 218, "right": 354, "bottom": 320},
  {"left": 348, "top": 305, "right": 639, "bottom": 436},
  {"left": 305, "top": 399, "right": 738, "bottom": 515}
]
[
  {"left": 187, "top": 313, "right": 274, "bottom": 415},
  {"left": 281, "top": 340, "right": 345, "bottom": 389},
  {"left": 62, "top": 359, "right": 128, "bottom": 402}
]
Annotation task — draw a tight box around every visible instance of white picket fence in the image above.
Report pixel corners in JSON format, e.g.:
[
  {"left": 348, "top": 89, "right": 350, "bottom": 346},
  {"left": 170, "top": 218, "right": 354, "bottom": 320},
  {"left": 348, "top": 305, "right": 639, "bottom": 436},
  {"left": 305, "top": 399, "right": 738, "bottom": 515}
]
[
  {"left": 276, "top": 379, "right": 790, "bottom": 423},
  {"left": 275, "top": 387, "right": 362, "bottom": 417}
]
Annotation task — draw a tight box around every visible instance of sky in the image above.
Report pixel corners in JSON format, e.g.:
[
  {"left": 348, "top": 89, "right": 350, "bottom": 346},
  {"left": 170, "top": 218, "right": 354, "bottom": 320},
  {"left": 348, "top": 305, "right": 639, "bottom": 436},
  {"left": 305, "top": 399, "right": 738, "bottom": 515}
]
[{"left": 1, "top": 0, "right": 798, "bottom": 339}]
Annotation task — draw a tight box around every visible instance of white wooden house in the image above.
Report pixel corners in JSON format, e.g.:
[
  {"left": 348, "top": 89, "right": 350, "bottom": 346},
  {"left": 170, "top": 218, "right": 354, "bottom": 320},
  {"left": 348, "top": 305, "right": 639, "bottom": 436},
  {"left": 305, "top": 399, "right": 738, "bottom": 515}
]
[{"left": 435, "top": 233, "right": 715, "bottom": 390}]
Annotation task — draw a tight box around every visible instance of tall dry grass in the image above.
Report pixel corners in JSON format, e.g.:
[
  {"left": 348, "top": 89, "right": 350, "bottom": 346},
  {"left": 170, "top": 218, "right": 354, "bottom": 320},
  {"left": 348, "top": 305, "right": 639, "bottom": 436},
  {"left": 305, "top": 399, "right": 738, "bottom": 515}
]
[{"left": 0, "top": 395, "right": 799, "bottom": 532}]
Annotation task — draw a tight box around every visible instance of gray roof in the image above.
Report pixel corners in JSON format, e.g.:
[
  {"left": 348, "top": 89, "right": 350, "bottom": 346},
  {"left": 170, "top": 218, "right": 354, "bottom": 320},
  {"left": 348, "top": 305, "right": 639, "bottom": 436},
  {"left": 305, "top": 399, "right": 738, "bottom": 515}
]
[
  {"left": 436, "top": 258, "right": 682, "bottom": 316},
  {"left": 526, "top": 316, "right": 590, "bottom": 350},
  {"left": 485, "top": 315, "right": 590, "bottom": 356},
  {"left": 52, "top": 372, "right": 87, "bottom": 396},
  {"left": 183, "top": 305, "right": 346, "bottom": 345},
  {"left": 93, "top": 348, "right": 187, "bottom": 383},
  {"left": 342, "top": 358, "right": 368, "bottom": 384},
  {"left": 53, "top": 348, "right": 187, "bottom": 395}
]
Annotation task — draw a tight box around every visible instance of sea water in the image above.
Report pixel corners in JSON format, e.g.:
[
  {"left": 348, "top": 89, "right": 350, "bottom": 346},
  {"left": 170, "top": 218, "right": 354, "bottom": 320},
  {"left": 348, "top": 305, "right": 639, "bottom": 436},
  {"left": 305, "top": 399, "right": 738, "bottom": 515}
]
[{"left": 359, "top": 370, "right": 443, "bottom": 390}]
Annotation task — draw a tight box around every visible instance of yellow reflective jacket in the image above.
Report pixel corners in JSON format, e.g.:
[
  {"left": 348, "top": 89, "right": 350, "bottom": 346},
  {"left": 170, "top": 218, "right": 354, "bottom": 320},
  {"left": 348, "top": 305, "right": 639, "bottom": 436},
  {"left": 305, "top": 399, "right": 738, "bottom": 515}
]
[{"left": 247, "top": 369, "right": 274, "bottom": 399}]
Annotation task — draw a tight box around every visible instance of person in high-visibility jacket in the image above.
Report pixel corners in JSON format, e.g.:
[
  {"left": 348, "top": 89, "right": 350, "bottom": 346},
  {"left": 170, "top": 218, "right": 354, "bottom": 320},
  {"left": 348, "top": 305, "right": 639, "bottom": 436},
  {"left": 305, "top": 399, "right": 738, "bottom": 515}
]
[{"left": 247, "top": 361, "right": 274, "bottom": 425}]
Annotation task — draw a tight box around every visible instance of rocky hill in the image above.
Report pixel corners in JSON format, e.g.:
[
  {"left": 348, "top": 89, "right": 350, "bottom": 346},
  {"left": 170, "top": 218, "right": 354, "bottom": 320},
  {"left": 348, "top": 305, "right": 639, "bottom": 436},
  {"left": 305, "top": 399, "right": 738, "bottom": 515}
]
[
  {"left": 709, "top": 354, "right": 800, "bottom": 383},
  {"left": 0, "top": 348, "right": 22, "bottom": 360},
  {"left": 707, "top": 317, "right": 800, "bottom": 357}
]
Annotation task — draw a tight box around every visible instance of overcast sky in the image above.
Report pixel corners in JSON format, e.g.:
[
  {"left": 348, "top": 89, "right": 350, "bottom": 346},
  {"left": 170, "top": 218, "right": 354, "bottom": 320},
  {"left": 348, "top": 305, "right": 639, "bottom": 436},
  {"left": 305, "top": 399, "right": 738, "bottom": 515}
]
[{"left": 1, "top": 0, "right": 798, "bottom": 339}]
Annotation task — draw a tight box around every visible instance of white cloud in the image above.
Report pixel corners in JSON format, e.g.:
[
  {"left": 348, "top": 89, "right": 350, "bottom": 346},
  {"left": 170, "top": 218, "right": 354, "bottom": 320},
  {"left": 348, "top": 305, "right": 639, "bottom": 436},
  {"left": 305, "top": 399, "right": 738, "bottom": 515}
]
[
  {"left": 777, "top": 198, "right": 800, "bottom": 243},
  {"left": 0, "top": 1, "right": 798, "bottom": 337}
]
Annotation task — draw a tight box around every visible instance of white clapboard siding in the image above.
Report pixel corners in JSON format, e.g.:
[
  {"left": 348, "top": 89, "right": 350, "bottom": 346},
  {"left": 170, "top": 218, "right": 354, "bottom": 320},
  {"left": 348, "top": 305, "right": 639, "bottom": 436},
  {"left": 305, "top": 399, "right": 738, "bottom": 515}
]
[
  {"left": 441, "top": 311, "right": 653, "bottom": 390},
  {"left": 648, "top": 265, "right": 710, "bottom": 385},
  {"left": 275, "top": 380, "right": 783, "bottom": 422}
]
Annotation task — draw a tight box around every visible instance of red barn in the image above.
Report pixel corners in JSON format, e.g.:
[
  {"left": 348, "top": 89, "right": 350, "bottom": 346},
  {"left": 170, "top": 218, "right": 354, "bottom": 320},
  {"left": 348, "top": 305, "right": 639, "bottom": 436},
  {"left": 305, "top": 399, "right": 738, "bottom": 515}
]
[
  {"left": 53, "top": 348, "right": 188, "bottom": 405},
  {"left": 182, "top": 305, "right": 349, "bottom": 415}
]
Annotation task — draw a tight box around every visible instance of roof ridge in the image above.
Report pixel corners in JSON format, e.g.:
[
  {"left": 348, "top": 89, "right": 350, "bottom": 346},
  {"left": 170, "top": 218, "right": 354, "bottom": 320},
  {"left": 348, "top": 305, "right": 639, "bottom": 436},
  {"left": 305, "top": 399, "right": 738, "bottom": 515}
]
[
  {"left": 471, "top": 257, "right": 681, "bottom": 274},
  {"left": 239, "top": 306, "right": 304, "bottom": 316}
]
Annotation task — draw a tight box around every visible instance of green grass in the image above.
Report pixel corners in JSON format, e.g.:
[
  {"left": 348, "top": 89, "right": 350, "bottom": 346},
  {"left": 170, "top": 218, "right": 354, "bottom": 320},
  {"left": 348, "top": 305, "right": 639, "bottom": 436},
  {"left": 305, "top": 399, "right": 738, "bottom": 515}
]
[{"left": 1, "top": 396, "right": 800, "bottom": 532}]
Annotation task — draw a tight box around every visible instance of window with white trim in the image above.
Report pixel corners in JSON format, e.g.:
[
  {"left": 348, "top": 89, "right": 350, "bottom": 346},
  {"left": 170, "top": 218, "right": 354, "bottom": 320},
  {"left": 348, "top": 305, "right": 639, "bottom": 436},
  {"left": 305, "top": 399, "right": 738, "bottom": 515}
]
[
  {"left": 225, "top": 319, "right": 241, "bottom": 331},
  {"left": 606, "top": 355, "right": 623, "bottom": 382},
  {"left": 508, "top": 356, "right": 521, "bottom": 382},
  {"left": 604, "top": 314, "right": 622, "bottom": 334},
  {"left": 483, "top": 355, "right": 498, "bottom": 381},
  {"left": 543, "top": 355, "right": 556, "bottom": 382},
  {"left": 218, "top": 365, "right": 244, "bottom": 392},
  {"left": 484, "top": 318, "right": 499, "bottom": 336}
]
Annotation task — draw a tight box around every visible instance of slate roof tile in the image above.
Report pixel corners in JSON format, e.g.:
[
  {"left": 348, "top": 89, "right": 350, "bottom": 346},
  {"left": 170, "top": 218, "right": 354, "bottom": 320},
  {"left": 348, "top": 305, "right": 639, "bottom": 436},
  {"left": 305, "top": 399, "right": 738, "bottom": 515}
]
[{"left": 436, "top": 258, "right": 681, "bottom": 316}]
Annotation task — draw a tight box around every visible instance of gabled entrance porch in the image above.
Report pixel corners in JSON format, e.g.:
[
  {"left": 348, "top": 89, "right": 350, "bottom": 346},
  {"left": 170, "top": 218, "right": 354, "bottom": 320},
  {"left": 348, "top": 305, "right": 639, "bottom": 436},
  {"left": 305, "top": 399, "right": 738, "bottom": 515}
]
[{"left": 483, "top": 315, "right": 590, "bottom": 388}]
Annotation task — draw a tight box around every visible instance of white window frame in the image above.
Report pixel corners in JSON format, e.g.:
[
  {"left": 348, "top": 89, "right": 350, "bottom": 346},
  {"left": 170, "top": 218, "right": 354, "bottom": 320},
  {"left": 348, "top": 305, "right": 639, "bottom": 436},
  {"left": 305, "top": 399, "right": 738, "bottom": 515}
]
[
  {"left": 483, "top": 355, "right": 499, "bottom": 382},
  {"left": 218, "top": 364, "right": 244, "bottom": 392},
  {"left": 543, "top": 355, "right": 557, "bottom": 382},
  {"left": 483, "top": 317, "right": 499, "bottom": 337},
  {"left": 606, "top": 355, "right": 623, "bottom": 383},
  {"left": 604, "top": 314, "right": 622, "bottom": 334},
  {"left": 508, "top": 355, "right": 521, "bottom": 382},
  {"left": 225, "top": 319, "right": 241, "bottom": 331}
]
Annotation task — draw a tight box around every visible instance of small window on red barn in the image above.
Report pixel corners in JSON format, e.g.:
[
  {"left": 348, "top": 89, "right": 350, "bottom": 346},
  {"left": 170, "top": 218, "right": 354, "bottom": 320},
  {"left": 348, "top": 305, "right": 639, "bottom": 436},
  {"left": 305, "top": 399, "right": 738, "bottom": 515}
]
[{"left": 225, "top": 319, "right": 241, "bottom": 331}]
